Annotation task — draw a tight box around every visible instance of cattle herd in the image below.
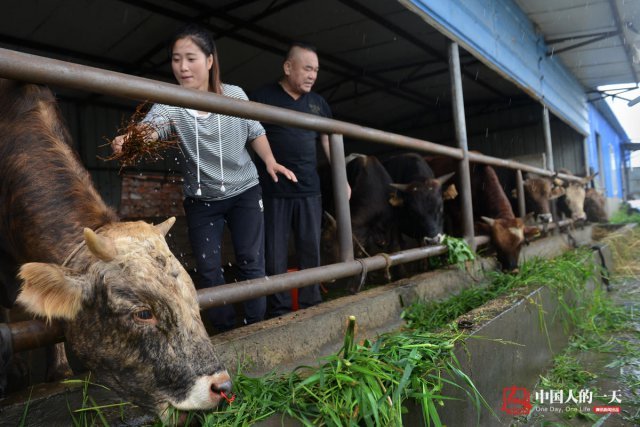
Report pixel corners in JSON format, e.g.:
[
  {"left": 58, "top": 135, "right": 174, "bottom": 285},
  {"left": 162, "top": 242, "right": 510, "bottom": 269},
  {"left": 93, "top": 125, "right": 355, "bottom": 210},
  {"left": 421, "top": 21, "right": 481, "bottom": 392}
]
[
  {"left": 0, "top": 79, "right": 609, "bottom": 416},
  {"left": 321, "top": 150, "right": 606, "bottom": 277}
]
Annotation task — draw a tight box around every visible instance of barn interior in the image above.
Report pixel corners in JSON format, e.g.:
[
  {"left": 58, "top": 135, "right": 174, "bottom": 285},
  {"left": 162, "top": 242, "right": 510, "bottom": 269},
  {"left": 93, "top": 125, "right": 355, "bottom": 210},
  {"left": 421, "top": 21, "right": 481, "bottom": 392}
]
[
  {"left": 0, "top": 0, "right": 604, "bottom": 208},
  {"left": 2, "top": 0, "right": 637, "bottom": 280}
]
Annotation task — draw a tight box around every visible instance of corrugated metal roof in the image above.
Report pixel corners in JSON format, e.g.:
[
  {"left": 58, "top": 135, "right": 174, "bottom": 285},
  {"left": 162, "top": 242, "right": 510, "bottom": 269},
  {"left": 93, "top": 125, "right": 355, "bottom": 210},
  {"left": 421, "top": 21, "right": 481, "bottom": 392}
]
[{"left": 514, "top": 0, "right": 640, "bottom": 90}]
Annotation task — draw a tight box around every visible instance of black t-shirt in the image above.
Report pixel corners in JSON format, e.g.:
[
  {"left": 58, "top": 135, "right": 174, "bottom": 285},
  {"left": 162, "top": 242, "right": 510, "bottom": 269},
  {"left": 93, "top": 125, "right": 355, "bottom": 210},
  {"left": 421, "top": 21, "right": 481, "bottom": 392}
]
[{"left": 250, "top": 82, "right": 332, "bottom": 197}]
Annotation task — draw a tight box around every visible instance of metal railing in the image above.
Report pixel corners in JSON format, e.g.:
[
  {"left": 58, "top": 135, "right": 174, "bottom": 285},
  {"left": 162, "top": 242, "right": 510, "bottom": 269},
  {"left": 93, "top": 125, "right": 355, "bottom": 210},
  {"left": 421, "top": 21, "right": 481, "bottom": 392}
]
[{"left": 0, "top": 47, "right": 582, "bottom": 354}]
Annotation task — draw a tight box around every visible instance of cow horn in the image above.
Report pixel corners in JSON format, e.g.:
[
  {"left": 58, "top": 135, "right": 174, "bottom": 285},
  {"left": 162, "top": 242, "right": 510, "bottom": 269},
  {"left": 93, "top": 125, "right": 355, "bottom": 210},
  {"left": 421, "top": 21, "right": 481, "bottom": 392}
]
[
  {"left": 84, "top": 228, "right": 117, "bottom": 262},
  {"left": 155, "top": 216, "right": 176, "bottom": 236},
  {"left": 389, "top": 183, "right": 409, "bottom": 192},
  {"left": 323, "top": 211, "right": 337, "bottom": 228},
  {"left": 436, "top": 172, "right": 455, "bottom": 185},
  {"left": 481, "top": 216, "right": 495, "bottom": 226},
  {"left": 581, "top": 172, "right": 598, "bottom": 185}
]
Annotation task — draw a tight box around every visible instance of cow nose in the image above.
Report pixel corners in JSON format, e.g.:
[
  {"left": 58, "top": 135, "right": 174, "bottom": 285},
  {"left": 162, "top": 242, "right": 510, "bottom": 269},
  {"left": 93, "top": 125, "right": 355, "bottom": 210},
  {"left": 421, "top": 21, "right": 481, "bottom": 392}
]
[
  {"left": 210, "top": 371, "right": 232, "bottom": 395},
  {"left": 537, "top": 213, "right": 552, "bottom": 223},
  {"left": 212, "top": 380, "right": 232, "bottom": 395}
]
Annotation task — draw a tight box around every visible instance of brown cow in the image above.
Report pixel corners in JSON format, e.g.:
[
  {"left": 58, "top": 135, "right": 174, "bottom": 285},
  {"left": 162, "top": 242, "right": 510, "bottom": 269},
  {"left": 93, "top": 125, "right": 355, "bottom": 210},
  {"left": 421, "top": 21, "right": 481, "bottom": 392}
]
[
  {"left": 556, "top": 169, "right": 597, "bottom": 221},
  {"left": 519, "top": 175, "right": 565, "bottom": 223},
  {"left": 0, "top": 79, "right": 230, "bottom": 415},
  {"left": 428, "top": 157, "right": 538, "bottom": 271}
]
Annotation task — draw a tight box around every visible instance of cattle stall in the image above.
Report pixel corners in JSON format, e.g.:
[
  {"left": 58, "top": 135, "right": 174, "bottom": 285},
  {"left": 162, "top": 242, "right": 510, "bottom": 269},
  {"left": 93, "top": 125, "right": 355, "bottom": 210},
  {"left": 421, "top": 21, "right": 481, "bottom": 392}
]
[
  {"left": 0, "top": 46, "right": 585, "bottom": 360},
  {"left": 0, "top": 2, "right": 624, "bottom": 422}
]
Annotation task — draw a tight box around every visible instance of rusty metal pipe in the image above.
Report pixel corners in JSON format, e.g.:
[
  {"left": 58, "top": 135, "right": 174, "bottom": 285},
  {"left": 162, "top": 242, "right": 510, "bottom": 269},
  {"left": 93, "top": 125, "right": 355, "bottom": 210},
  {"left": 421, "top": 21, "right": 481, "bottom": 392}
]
[
  {"left": 5, "top": 233, "right": 513, "bottom": 353},
  {"left": 197, "top": 244, "right": 448, "bottom": 308},
  {"left": 449, "top": 42, "right": 475, "bottom": 249},
  {"left": 0, "top": 48, "right": 588, "bottom": 183},
  {"left": 9, "top": 320, "right": 65, "bottom": 353},
  {"left": 4, "top": 244, "right": 448, "bottom": 352},
  {"left": 0, "top": 48, "right": 461, "bottom": 159},
  {"left": 516, "top": 170, "right": 526, "bottom": 219},
  {"left": 329, "top": 134, "right": 354, "bottom": 262}
]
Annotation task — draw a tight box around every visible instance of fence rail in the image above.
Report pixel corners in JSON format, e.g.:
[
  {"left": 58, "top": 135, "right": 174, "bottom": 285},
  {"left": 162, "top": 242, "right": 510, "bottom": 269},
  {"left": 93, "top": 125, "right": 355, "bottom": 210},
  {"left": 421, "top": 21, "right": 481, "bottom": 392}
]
[{"left": 0, "top": 47, "right": 580, "bottom": 355}]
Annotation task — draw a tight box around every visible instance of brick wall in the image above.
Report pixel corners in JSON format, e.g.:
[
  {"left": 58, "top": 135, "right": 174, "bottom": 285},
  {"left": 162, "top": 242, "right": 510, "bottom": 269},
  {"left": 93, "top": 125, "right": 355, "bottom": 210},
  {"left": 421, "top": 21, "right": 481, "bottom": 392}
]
[{"left": 118, "top": 172, "right": 184, "bottom": 219}]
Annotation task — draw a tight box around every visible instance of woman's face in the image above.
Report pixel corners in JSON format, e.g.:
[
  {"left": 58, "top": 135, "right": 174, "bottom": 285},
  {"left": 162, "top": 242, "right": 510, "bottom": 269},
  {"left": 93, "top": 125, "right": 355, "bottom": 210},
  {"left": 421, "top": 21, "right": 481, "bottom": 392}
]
[{"left": 171, "top": 37, "right": 213, "bottom": 92}]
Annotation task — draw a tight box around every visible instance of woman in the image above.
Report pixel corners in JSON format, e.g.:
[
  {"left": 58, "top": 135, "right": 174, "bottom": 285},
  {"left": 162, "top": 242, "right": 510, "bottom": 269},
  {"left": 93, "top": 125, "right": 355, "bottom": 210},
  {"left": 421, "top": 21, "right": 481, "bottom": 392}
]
[{"left": 113, "top": 23, "right": 296, "bottom": 332}]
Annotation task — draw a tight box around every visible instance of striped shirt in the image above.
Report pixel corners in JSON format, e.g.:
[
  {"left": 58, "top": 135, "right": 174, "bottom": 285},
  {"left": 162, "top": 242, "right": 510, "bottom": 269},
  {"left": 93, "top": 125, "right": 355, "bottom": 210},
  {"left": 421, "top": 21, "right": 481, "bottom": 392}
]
[{"left": 143, "top": 84, "right": 265, "bottom": 200}]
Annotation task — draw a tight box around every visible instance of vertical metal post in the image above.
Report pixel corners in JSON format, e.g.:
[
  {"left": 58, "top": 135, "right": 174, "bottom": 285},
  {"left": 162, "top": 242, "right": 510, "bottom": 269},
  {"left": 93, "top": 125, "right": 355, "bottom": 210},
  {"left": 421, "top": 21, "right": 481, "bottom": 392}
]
[
  {"left": 582, "top": 136, "right": 590, "bottom": 177},
  {"left": 329, "top": 134, "right": 354, "bottom": 262},
  {"left": 542, "top": 105, "right": 559, "bottom": 225},
  {"left": 542, "top": 106, "right": 555, "bottom": 172},
  {"left": 516, "top": 169, "right": 526, "bottom": 219},
  {"left": 449, "top": 42, "right": 475, "bottom": 249}
]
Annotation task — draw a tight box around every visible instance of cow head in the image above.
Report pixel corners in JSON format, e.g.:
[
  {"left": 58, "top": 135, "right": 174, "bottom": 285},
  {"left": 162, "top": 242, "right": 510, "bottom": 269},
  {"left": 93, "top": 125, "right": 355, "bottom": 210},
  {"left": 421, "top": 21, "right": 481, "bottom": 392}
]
[
  {"left": 556, "top": 173, "right": 597, "bottom": 221},
  {"left": 479, "top": 216, "right": 539, "bottom": 272},
  {"left": 388, "top": 172, "right": 455, "bottom": 244},
  {"left": 17, "top": 218, "right": 230, "bottom": 416},
  {"left": 521, "top": 177, "right": 565, "bottom": 223},
  {"left": 584, "top": 188, "right": 608, "bottom": 222}
]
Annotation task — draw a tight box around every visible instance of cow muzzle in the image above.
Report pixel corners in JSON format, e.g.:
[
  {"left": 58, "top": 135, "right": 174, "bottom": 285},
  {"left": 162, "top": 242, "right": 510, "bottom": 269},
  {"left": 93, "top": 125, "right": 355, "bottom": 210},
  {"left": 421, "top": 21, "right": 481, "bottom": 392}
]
[
  {"left": 423, "top": 233, "right": 445, "bottom": 245},
  {"left": 170, "top": 370, "right": 232, "bottom": 411},
  {"left": 536, "top": 213, "right": 553, "bottom": 223}
]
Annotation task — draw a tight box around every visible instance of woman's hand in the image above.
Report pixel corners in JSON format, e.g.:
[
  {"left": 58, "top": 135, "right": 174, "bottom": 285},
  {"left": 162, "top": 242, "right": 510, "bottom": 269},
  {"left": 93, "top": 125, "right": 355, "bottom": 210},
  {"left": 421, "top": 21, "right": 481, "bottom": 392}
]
[
  {"left": 111, "top": 135, "right": 125, "bottom": 154},
  {"left": 265, "top": 161, "right": 297, "bottom": 183}
]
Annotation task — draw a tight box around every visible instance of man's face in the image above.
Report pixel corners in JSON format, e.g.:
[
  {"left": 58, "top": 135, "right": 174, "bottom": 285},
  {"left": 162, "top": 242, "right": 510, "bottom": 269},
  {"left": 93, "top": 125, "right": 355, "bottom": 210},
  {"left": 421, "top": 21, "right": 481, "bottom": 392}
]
[{"left": 283, "top": 48, "right": 319, "bottom": 96}]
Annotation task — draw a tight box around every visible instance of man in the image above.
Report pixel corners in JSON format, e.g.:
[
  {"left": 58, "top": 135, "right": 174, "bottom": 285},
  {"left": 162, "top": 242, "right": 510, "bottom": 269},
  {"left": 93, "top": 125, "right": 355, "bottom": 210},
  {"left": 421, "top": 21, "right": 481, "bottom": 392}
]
[{"left": 251, "top": 42, "right": 346, "bottom": 317}]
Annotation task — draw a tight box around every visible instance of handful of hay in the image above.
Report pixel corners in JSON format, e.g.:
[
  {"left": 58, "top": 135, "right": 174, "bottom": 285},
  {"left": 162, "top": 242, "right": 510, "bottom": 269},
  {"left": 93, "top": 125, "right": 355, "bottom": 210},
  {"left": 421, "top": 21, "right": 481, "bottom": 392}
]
[{"left": 103, "top": 103, "right": 179, "bottom": 169}]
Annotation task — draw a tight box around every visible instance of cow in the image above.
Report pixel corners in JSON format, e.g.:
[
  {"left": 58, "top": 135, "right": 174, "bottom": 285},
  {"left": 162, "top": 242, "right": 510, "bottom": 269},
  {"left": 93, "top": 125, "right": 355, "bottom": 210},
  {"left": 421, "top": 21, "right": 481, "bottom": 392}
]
[
  {"left": 381, "top": 153, "right": 455, "bottom": 245},
  {"left": 428, "top": 157, "right": 539, "bottom": 271},
  {"left": 320, "top": 154, "right": 402, "bottom": 289},
  {"left": 555, "top": 169, "right": 597, "bottom": 221},
  {"left": 0, "top": 79, "right": 230, "bottom": 416},
  {"left": 499, "top": 172, "right": 565, "bottom": 224},
  {"left": 584, "top": 188, "right": 608, "bottom": 223}
]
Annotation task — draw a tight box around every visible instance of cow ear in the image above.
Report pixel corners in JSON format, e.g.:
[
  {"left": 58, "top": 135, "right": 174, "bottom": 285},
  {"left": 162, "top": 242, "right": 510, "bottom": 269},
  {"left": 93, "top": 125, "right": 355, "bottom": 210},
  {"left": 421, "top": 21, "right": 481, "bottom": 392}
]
[
  {"left": 155, "top": 216, "right": 176, "bottom": 236},
  {"left": 442, "top": 184, "right": 458, "bottom": 200},
  {"left": 549, "top": 186, "right": 565, "bottom": 200},
  {"left": 17, "top": 262, "right": 86, "bottom": 322},
  {"left": 581, "top": 173, "right": 598, "bottom": 185},
  {"left": 388, "top": 192, "right": 404, "bottom": 207}
]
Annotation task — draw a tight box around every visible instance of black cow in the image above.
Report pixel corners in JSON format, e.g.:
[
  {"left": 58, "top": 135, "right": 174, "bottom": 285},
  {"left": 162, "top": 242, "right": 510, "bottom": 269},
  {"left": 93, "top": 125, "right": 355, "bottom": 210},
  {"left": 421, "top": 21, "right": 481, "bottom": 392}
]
[
  {"left": 382, "top": 153, "right": 455, "bottom": 245},
  {"left": 321, "top": 154, "right": 402, "bottom": 288}
]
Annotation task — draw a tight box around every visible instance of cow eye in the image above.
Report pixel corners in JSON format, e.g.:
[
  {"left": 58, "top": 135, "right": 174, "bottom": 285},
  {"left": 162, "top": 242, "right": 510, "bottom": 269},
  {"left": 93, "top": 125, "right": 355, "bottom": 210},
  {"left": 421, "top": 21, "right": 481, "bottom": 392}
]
[{"left": 133, "top": 308, "right": 156, "bottom": 324}]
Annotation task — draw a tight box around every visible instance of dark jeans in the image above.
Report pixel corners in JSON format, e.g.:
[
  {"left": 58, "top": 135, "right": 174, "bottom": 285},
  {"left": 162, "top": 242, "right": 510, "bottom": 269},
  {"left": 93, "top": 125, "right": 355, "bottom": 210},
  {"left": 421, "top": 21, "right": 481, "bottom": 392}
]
[
  {"left": 263, "top": 195, "right": 323, "bottom": 317},
  {"left": 183, "top": 185, "right": 266, "bottom": 331}
]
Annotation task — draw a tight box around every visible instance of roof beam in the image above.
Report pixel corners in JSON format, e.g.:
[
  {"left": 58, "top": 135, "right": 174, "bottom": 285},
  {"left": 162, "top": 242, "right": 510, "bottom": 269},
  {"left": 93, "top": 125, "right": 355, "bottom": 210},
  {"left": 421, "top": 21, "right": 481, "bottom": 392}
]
[
  {"left": 546, "top": 31, "right": 619, "bottom": 56},
  {"left": 120, "top": 0, "right": 439, "bottom": 109},
  {"left": 336, "top": 0, "right": 509, "bottom": 99},
  {"left": 608, "top": 0, "right": 640, "bottom": 83}
]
